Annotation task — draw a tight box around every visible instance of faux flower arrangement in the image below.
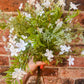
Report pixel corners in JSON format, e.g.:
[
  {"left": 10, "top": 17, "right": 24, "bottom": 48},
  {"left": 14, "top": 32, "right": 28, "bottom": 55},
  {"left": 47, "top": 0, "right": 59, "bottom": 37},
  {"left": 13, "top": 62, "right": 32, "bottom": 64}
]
[{"left": 0, "top": 0, "right": 83, "bottom": 84}]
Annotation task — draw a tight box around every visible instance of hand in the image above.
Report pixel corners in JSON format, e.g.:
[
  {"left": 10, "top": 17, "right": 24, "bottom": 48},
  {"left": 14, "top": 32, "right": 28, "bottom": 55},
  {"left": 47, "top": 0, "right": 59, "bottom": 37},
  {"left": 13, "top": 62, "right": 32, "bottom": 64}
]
[
  {"left": 23, "top": 58, "right": 46, "bottom": 84},
  {"left": 26, "top": 58, "right": 46, "bottom": 73}
]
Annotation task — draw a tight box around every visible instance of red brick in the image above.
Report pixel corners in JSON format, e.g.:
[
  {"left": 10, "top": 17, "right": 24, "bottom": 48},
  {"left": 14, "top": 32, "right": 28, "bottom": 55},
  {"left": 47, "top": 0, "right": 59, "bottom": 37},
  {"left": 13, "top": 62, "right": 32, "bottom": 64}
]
[
  {"left": 65, "top": 0, "right": 84, "bottom": 11},
  {"left": 73, "top": 57, "right": 84, "bottom": 67},
  {"left": 73, "top": 13, "right": 84, "bottom": 26},
  {"left": 0, "top": 29, "right": 9, "bottom": 42},
  {"left": 59, "top": 68, "right": 84, "bottom": 79},
  {"left": 0, "top": 66, "right": 9, "bottom": 73},
  {"left": 43, "top": 77, "right": 74, "bottom": 84},
  {"left": 0, "top": 75, "right": 6, "bottom": 84},
  {"left": 34, "top": 68, "right": 58, "bottom": 77},
  {"left": 0, "top": 44, "right": 9, "bottom": 54},
  {"left": 0, "top": 0, "right": 26, "bottom": 12},
  {"left": 41, "top": 68, "right": 58, "bottom": 76},
  {"left": 0, "top": 56, "right": 9, "bottom": 66}
]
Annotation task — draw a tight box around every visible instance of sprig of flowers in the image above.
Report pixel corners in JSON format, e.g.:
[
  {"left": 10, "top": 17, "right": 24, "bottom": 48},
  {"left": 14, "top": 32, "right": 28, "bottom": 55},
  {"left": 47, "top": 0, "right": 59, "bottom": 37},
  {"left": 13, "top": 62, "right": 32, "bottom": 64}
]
[{"left": 0, "top": 0, "right": 81, "bottom": 83}]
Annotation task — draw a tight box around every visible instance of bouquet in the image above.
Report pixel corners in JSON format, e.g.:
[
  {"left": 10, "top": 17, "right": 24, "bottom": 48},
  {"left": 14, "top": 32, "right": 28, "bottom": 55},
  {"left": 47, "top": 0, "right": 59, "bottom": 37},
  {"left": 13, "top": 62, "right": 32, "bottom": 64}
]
[{"left": 0, "top": 0, "right": 83, "bottom": 84}]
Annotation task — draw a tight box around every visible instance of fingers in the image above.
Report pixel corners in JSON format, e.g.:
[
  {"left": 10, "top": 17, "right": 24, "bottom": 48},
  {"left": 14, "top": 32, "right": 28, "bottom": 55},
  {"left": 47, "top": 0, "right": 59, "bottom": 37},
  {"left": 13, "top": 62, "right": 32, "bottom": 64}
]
[{"left": 36, "top": 61, "right": 46, "bottom": 66}]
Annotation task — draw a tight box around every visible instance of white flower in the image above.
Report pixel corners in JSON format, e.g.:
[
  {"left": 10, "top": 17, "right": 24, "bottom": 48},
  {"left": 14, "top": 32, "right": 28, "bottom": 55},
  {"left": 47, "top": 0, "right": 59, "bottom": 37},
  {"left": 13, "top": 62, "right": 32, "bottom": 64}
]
[
  {"left": 50, "top": 13, "right": 54, "bottom": 15},
  {"left": 10, "top": 28, "right": 14, "bottom": 33},
  {"left": 81, "top": 50, "right": 84, "bottom": 55},
  {"left": 21, "top": 35, "right": 27, "bottom": 39},
  {"left": 12, "top": 68, "right": 27, "bottom": 80},
  {"left": 9, "top": 34, "right": 17, "bottom": 45},
  {"left": 35, "top": 2, "right": 43, "bottom": 15},
  {"left": 2, "top": 36, "right": 6, "bottom": 42},
  {"left": 16, "top": 39, "right": 28, "bottom": 52},
  {"left": 59, "top": 45, "right": 71, "bottom": 55},
  {"left": 44, "top": 49, "right": 54, "bottom": 62},
  {"left": 70, "top": 2, "right": 79, "bottom": 10},
  {"left": 59, "top": 51, "right": 64, "bottom": 55},
  {"left": 42, "top": 0, "right": 51, "bottom": 8},
  {"left": 23, "top": 12, "right": 31, "bottom": 19},
  {"left": 57, "top": 0, "right": 66, "bottom": 7},
  {"left": 55, "top": 19, "right": 63, "bottom": 28},
  {"left": 27, "top": 0, "right": 35, "bottom": 5},
  {"left": 9, "top": 45, "right": 19, "bottom": 56},
  {"left": 38, "top": 11, "right": 45, "bottom": 16},
  {"left": 9, "top": 17, "right": 14, "bottom": 21},
  {"left": 19, "top": 3, "right": 23, "bottom": 10},
  {"left": 67, "top": 56, "right": 74, "bottom": 66},
  {"left": 65, "top": 28, "right": 71, "bottom": 31}
]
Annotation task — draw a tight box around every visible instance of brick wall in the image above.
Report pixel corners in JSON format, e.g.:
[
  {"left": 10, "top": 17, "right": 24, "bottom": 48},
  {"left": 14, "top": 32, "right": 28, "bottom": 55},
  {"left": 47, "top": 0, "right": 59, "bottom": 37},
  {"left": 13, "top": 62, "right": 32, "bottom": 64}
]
[{"left": 0, "top": 0, "right": 84, "bottom": 84}]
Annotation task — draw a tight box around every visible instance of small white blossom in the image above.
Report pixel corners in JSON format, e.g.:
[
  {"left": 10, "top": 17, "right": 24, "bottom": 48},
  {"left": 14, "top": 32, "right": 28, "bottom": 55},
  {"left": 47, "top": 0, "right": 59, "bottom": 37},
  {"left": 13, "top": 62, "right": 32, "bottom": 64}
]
[
  {"left": 19, "top": 3, "right": 23, "bottom": 10},
  {"left": 44, "top": 49, "right": 54, "bottom": 62},
  {"left": 10, "top": 28, "right": 14, "bottom": 33},
  {"left": 42, "top": 0, "right": 51, "bottom": 8},
  {"left": 65, "top": 28, "right": 71, "bottom": 31},
  {"left": 9, "top": 17, "right": 14, "bottom": 21},
  {"left": 59, "top": 45, "right": 71, "bottom": 55},
  {"left": 67, "top": 56, "right": 74, "bottom": 66},
  {"left": 35, "top": 2, "right": 43, "bottom": 15},
  {"left": 16, "top": 39, "right": 28, "bottom": 52},
  {"left": 70, "top": 2, "right": 79, "bottom": 10},
  {"left": 38, "top": 11, "right": 45, "bottom": 16},
  {"left": 21, "top": 35, "right": 27, "bottom": 39},
  {"left": 50, "top": 13, "right": 54, "bottom": 15},
  {"left": 9, "top": 34, "right": 17, "bottom": 45},
  {"left": 2, "top": 36, "right": 6, "bottom": 42},
  {"left": 27, "top": 0, "right": 35, "bottom": 5},
  {"left": 59, "top": 51, "right": 64, "bottom": 55},
  {"left": 12, "top": 68, "right": 27, "bottom": 80},
  {"left": 57, "top": 0, "right": 66, "bottom": 7},
  {"left": 55, "top": 19, "right": 63, "bottom": 28},
  {"left": 23, "top": 12, "right": 31, "bottom": 19},
  {"left": 81, "top": 50, "right": 84, "bottom": 55},
  {"left": 9, "top": 45, "right": 19, "bottom": 56}
]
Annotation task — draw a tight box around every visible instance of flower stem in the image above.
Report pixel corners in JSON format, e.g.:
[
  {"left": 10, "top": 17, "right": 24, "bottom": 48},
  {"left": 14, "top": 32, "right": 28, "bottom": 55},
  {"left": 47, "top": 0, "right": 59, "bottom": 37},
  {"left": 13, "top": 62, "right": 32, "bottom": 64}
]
[{"left": 36, "top": 66, "right": 41, "bottom": 84}]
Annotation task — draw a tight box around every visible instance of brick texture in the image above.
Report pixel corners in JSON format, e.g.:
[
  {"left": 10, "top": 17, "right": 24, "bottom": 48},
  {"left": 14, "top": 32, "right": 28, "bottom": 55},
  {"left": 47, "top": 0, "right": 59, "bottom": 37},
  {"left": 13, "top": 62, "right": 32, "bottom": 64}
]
[
  {"left": 0, "top": 56, "right": 9, "bottom": 66},
  {"left": 0, "top": 29, "right": 9, "bottom": 42},
  {"left": 73, "top": 13, "right": 84, "bottom": 26},
  {"left": 0, "top": 0, "right": 84, "bottom": 84},
  {"left": 59, "top": 68, "right": 84, "bottom": 79},
  {"left": 65, "top": 0, "right": 84, "bottom": 11},
  {"left": 0, "top": 0, "right": 26, "bottom": 12},
  {"left": 43, "top": 77, "right": 74, "bottom": 84}
]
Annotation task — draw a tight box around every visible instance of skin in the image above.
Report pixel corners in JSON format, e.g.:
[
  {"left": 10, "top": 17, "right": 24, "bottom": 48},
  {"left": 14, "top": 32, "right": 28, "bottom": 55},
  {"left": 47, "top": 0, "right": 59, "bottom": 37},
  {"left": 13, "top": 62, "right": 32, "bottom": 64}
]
[
  {"left": 27, "top": 58, "right": 46, "bottom": 73},
  {"left": 23, "top": 58, "right": 46, "bottom": 84}
]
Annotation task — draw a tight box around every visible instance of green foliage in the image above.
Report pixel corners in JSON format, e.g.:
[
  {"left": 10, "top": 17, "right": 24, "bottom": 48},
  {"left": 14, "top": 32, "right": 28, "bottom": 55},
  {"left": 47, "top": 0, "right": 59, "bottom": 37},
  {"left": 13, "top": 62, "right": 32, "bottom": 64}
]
[{"left": 0, "top": 1, "right": 82, "bottom": 84}]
